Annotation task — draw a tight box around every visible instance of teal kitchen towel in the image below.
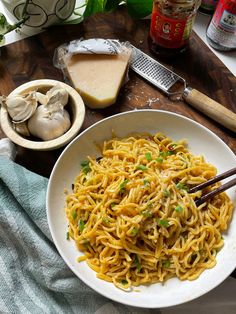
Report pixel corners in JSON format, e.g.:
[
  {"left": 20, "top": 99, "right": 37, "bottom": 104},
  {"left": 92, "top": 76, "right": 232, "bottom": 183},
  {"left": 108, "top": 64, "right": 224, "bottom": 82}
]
[
  {"left": 0, "top": 144, "right": 236, "bottom": 314},
  {"left": 0, "top": 155, "right": 151, "bottom": 314}
]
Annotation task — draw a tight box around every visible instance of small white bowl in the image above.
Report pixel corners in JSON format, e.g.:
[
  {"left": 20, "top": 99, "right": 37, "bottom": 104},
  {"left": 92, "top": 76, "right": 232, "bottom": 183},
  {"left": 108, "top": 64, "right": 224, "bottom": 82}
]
[{"left": 0, "top": 79, "right": 85, "bottom": 150}]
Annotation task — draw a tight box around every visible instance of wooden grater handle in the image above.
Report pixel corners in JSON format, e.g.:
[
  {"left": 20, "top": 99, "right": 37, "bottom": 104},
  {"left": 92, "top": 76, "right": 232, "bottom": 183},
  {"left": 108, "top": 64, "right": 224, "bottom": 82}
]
[{"left": 183, "top": 87, "right": 236, "bottom": 133}]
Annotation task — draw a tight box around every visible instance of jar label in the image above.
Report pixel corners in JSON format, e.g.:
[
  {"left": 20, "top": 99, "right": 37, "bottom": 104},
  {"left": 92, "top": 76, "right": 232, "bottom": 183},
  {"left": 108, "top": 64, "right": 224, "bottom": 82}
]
[
  {"left": 212, "top": 0, "right": 236, "bottom": 32},
  {"left": 207, "top": 0, "right": 236, "bottom": 48},
  {"left": 150, "top": 6, "right": 195, "bottom": 48}
]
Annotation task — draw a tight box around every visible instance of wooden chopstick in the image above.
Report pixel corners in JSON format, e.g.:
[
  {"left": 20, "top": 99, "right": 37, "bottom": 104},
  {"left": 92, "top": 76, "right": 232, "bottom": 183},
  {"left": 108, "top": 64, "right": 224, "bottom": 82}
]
[{"left": 188, "top": 167, "right": 236, "bottom": 206}]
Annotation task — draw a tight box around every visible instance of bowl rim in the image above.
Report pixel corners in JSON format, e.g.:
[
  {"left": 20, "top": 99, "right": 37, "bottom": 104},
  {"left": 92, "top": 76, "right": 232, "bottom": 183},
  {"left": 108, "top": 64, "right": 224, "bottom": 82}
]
[
  {"left": 0, "top": 79, "right": 85, "bottom": 151},
  {"left": 46, "top": 109, "right": 236, "bottom": 308}
]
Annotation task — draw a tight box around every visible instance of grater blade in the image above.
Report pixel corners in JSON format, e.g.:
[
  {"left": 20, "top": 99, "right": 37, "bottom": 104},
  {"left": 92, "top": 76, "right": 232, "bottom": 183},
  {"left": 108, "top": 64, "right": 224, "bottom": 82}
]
[{"left": 129, "top": 46, "right": 186, "bottom": 96}]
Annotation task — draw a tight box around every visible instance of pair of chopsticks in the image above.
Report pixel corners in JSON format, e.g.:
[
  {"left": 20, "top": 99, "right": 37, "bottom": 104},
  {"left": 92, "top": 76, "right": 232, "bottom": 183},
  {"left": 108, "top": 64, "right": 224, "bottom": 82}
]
[{"left": 188, "top": 167, "right": 236, "bottom": 206}]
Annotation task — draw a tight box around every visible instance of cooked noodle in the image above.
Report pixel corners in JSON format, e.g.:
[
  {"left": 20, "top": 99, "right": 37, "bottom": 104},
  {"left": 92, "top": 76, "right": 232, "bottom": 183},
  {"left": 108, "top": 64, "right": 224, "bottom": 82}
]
[{"left": 65, "top": 132, "right": 233, "bottom": 290}]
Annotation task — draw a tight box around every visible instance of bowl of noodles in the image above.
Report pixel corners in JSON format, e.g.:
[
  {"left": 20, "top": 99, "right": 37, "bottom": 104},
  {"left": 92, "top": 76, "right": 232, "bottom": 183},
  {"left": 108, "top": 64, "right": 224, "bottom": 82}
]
[{"left": 46, "top": 109, "right": 236, "bottom": 308}]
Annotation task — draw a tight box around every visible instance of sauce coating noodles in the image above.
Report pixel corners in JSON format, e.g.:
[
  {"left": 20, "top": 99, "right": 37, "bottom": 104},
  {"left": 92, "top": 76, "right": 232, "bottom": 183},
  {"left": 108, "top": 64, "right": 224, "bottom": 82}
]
[{"left": 65, "top": 132, "right": 233, "bottom": 289}]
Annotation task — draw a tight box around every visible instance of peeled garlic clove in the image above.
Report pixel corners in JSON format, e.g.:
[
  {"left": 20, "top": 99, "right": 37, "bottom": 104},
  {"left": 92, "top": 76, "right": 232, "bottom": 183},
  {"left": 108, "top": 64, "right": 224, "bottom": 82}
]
[
  {"left": 13, "top": 121, "right": 31, "bottom": 137},
  {"left": 4, "top": 91, "right": 38, "bottom": 123},
  {"left": 46, "top": 84, "right": 69, "bottom": 107},
  {"left": 28, "top": 105, "right": 71, "bottom": 141}
]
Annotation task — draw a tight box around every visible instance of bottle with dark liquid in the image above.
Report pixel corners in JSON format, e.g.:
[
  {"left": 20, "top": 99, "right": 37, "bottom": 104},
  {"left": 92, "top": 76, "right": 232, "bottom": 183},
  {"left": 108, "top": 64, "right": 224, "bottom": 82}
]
[
  {"left": 149, "top": 0, "right": 201, "bottom": 57},
  {"left": 199, "top": 0, "right": 219, "bottom": 15},
  {"left": 206, "top": 0, "right": 236, "bottom": 51}
]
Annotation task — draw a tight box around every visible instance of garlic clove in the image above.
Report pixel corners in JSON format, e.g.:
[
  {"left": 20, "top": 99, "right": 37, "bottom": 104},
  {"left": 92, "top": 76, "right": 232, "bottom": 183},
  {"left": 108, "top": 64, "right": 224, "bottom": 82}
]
[
  {"left": 36, "top": 92, "right": 48, "bottom": 106},
  {"left": 13, "top": 121, "right": 31, "bottom": 137},
  {"left": 46, "top": 84, "right": 69, "bottom": 107},
  {"left": 3, "top": 91, "right": 38, "bottom": 123}
]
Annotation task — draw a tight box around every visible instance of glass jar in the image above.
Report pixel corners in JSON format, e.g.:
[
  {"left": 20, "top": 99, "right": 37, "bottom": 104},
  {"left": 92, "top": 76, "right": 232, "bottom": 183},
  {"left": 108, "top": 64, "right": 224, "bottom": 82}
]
[
  {"left": 149, "top": 0, "right": 201, "bottom": 57},
  {"left": 206, "top": 0, "right": 236, "bottom": 51}
]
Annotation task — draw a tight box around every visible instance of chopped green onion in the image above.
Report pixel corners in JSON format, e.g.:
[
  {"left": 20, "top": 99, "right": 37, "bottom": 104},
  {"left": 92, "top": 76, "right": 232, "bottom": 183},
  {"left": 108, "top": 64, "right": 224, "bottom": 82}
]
[
  {"left": 147, "top": 202, "right": 153, "bottom": 208},
  {"left": 131, "top": 227, "right": 138, "bottom": 236},
  {"left": 81, "top": 160, "right": 89, "bottom": 167},
  {"left": 136, "top": 165, "right": 148, "bottom": 171},
  {"left": 145, "top": 152, "right": 152, "bottom": 161},
  {"left": 72, "top": 210, "right": 77, "bottom": 220},
  {"left": 102, "top": 217, "right": 110, "bottom": 224},
  {"left": 163, "top": 189, "right": 170, "bottom": 197},
  {"left": 83, "top": 239, "right": 90, "bottom": 248},
  {"left": 81, "top": 160, "right": 91, "bottom": 174},
  {"left": 157, "top": 219, "right": 169, "bottom": 227},
  {"left": 121, "top": 279, "right": 128, "bottom": 285},
  {"left": 141, "top": 209, "right": 152, "bottom": 218},
  {"left": 119, "top": 179, "right": 129, "bottom": 193},
  {"left": 110, "top": 202, "right": 116, "bottom": 208},
  {"left": 160, "top": 151, "right": 175, "bottom": 158},
  {"left": 66, "top": 232, "right": 70, "bottom": 240},
  {"left": 143, "top": 179, "right": 150, "bottom": 186},
  {"left": 175, "top": 205, "right": 183, "bottom": 212},
  {"left": 134, "top": 254, "right": 142, "bottom": 272},
  {"left": 162, "top": 260, "right": 171, "bottom": 268},
  {"left": 155, "top": 157, "right": 163, "bottom": 163},
  {"left": 176, "top": 182, "right": 188, "bottom": 191},
  {"left": 78, "top": 219, "right": 85, "bottom": 232}
]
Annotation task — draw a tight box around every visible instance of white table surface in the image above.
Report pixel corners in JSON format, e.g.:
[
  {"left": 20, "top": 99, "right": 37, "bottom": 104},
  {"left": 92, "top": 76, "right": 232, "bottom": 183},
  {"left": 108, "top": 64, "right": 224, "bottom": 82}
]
[{"left": 0, "top": 1, "right": 235, "bottom": 76}]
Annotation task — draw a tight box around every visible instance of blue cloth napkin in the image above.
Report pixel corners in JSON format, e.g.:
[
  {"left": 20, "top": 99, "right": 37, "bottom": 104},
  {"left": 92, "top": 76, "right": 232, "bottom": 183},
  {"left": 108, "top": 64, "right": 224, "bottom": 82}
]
[{"left": 0, "top": 142, "right": 236, "bottom": 314}]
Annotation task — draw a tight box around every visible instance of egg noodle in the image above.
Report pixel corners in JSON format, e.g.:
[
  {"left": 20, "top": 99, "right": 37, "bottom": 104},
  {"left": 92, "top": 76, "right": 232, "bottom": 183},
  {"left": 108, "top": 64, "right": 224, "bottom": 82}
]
[{"left": 65, "top": 132, "right": 233, "bottom": 290}]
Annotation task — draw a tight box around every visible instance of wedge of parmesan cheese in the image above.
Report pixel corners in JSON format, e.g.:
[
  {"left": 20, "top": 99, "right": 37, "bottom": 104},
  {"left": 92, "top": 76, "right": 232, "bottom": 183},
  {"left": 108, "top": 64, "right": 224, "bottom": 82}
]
[{"left": 64, "top": 50, "right": 131, "bottom": 109}]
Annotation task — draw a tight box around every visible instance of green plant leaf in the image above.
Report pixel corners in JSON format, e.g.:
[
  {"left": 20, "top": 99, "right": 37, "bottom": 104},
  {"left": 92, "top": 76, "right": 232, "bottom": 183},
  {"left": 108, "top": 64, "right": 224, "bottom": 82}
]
[
  {"left": 105, "top": 0, "right": 122, "bottom": 12},
  {"left": 0, "top": 13, "right": 11, "bottom": 35},
  {"left": 83, "top": 0, "right": 106, "bottom": 17},
  {"left": 126, "top": 0, "right": 153, "bottom": 19}
]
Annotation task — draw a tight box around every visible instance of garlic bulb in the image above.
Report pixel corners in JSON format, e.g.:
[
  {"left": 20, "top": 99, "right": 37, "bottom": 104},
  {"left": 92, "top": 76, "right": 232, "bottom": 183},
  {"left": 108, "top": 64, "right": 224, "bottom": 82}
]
[
  {"left": 28, "top": 104, "right": 71, "bottom": 141},
  {"left": 13, "top": 122, "right": 31, "bottom": 137},
  {"left": 1, "top": 92, "right": 38, "bottom": 123}
]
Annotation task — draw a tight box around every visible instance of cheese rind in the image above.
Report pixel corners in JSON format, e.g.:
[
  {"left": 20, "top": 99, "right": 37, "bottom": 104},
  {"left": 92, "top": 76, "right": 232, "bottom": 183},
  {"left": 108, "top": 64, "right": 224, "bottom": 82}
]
[{"left": 64, "top": 51, "right": 131, "bottom": 109}]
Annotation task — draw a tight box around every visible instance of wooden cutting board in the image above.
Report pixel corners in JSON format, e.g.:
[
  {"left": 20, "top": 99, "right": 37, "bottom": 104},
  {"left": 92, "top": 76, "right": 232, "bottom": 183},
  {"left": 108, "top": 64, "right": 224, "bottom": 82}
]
[{"left": 0, "top": 6, "right": 235, "bottom": 177}]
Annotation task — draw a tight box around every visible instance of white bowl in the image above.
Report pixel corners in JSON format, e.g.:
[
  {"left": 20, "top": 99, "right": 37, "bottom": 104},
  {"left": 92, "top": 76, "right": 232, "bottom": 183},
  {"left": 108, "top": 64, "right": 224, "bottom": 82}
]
[
  {"left": 0, "top": 79, "right": 85, "bottom": 150},
  {"left": 46, "top": 109, "right": 236, "bottom": 308}
]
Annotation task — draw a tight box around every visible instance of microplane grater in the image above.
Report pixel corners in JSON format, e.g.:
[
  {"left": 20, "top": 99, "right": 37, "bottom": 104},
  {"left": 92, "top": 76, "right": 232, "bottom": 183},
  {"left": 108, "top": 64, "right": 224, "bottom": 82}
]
[
  {"left": 130, "top": 46, "right": 186, "bottom": 96},
  {"left": 129, "top": 45, "right": 236, "bottom": 133}
]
